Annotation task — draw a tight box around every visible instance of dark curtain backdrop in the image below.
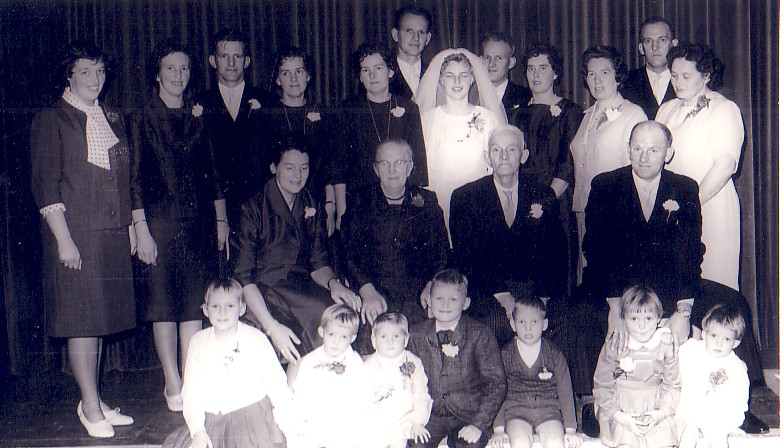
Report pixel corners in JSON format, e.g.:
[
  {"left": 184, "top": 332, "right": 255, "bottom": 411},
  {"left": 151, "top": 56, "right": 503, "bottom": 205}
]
[{"left": 0, "top": 0, "right": 778, "bottom": 374}]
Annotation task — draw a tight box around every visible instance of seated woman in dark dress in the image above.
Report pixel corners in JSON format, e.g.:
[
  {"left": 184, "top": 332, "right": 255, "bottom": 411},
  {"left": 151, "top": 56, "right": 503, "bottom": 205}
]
[
  {"left": 233, "top": 134, "right": 360, "bottom": 364},
  {"left": 342, "top": 140, "right": 449, "bottom": 351}
]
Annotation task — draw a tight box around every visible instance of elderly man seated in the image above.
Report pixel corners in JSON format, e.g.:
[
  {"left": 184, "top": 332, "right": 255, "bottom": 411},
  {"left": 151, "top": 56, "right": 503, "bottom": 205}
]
[{"left": 449, "top": 124, "right": 567, "bottom": 345}]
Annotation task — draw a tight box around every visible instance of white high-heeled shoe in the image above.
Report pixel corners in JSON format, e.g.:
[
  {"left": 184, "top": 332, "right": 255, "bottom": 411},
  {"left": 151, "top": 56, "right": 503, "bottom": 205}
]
[
  {"left": 163, "top": 389, "right": 183, "bottom": 412},
  {"left": 77, "top": 401, "right": 114, "bottom": 438},
  {"left": 102, "top": 407, "right": 134, "bottom": 426}
]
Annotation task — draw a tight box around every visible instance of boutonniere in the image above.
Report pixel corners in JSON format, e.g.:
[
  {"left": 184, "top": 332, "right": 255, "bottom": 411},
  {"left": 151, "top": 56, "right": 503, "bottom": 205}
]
[
  {"left": 307, "top": 111, "right": 321, "bottom": 122},
  {"left": 614, "top": 356, "right": 636, "bottom": 379},
  {"left": 708, "top": 368, "right": 728, "bottom": 391},
  {"left": 458, "top": 112, "right": 487, "bottom": 142},
  {"left": 529, "top": 203, "right": 544, "bottom": 219},
  {"left": 399, "top": 360, "right": 416, "bottom": 378},
  {"left": 304, "top": 207, "right": 316, "bottom": 219},
  {"left": 411, "top": 193, "right": 425, "bottom": 208},
  {"left": 248, "top": 98, "right": 261, "bottom": 110},
  {"left": 538, "top": 365, "right": 553, "bottom": 380},
  {"left": 317, "top": 360, "right": 346, "bottom": 375},
  {"left": 441, "top": 343, "right": 459, "bottom": 358},
  {"left": 550, "top": 104, "right": 562, "bottom": 117},
  {"left": 105, "top": 111, "right": 120, "bottom": 123},
  {"left": 685, "top": 95, "right": 710, "bottom": 120},
  {"left": 390, "top": 106, "right": 406, "bottom": 118},
  {"left": 512, "top": 103, "right": 521, "bottom": 110},
  {"left": 663, "top": 199, "right": 680, "bottom": 222},
  {"left": 191, "top": 103, "right": 204, "bottom": 117},
  {"left": 597, "top": 106, "right": 621, "bottom": 128}
]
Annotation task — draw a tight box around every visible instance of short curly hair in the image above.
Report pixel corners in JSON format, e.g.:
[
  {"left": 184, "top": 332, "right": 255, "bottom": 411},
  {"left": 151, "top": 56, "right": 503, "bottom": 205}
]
[
  {"left": 523, "top": 42, "right": 564, "bottom": 86},
  {"left": 354, "top": 41, "right": 394, "bottom": 75},
  {"left": 667, "top": 42, "right": 725, "bottom": 90},
  {"left": 62, "top": 40, "right": 107, "bottom": 87},
  {"left": 581, "top": 45, "right": 628, "bottom": 88}
]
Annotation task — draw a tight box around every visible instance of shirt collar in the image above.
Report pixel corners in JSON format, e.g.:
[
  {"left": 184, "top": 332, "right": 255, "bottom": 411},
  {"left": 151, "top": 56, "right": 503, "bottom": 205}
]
[
  {"left": 435, "top": 318, "right": 459, "bottom": 333},
  {"left": 397, "top": 56, "right": 421, "bottom": 74},
  {"left": 495, "top": 79, "right": 509, "bottom": 99},
  {"left": 632, "top": 170, "right": 662, "bottom": 193},
  {"left": 218, "top": 80, "right": 245, "bottom": 97},
  {"left": 646, "top": 66, "right": 671, "bottom": 82}
]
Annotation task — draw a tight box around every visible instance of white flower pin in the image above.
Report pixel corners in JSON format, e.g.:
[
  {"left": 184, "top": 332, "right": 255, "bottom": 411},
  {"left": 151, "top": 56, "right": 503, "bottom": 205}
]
[
  {"left": 663, "top": 199, "right": 680, "bottom": 222},
  {"left": 248, "top": 99, "right": 261, "bottom": 110},
  {"left": 307, "top": 112, "right": 321, "bottom": 122},
  {"left": 538, "top": 366, "right": 553, "bottom": 380},
  {"left": 191, "top": 103, "right": 204, "bottom": 117},
  {"left": 390, "top": 106, "right": 406, "bottom": 118},
  {"left": 529, "top": 203, "right": 544, "bottom": 219},
  {"left": 550, "top": 104, "right": 562, "bottom": 117},
  {"left": 441, "top": 343, "right": 459, "bottom": 358},
  {"left": 304, "top": 207, "right": 316, "bottom": 219}
]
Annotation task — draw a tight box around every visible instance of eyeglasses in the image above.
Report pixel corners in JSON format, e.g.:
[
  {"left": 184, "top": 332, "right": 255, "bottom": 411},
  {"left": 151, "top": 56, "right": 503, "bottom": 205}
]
[{"left": 374, "top": 159, "right": 412, "bottom": 170}]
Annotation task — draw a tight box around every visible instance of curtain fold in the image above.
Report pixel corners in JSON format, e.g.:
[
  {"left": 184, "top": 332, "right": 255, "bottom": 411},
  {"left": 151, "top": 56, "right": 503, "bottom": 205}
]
[{"left": 0, "top": 0, "right": 777, "bottom": 373}]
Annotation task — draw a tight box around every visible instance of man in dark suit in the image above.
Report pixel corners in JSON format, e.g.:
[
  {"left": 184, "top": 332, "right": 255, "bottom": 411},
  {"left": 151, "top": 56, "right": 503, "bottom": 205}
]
[
  {"left": 583, "top": 120, "right": 702, "bottom": 342},
  {"left": 389, "top": 5, "right": 432, "bottom": 99},
  {"left": 481, "top": 33, "right": 532, "bottom": 121},
  {"left": 450, "top": 124, "right": 566, "bottom": 344},
  {"left": 198, "top": 28, "right": 275, "bottom": 242},
  {"left": 620, "top": 17, "right": 678, "bottom": 119},
  {"left": 581, "top": 120, "right": 769, "bottom": 435}
]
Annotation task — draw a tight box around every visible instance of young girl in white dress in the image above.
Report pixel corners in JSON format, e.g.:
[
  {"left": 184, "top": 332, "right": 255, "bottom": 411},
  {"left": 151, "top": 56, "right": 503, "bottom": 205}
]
[
  {"left": 365, "top": 312, "right": 433, "bottom": 448},
  {"left": 593, "top": 286, "right": 679, "bottom": 448},
  {"left": 415, "top": 49, "right": 506, "bottom": 235},
  {"left": 677, "top": 304, "right": 749, "bottom": 448},
  {"left": 163, "top": 278, "right": 292, "bottom": 448}
]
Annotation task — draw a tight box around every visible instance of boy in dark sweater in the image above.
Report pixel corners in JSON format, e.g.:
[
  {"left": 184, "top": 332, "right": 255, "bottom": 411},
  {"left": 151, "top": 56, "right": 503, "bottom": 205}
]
[{"left": 489, "top": 296, "right": 581, "bottom": 448}]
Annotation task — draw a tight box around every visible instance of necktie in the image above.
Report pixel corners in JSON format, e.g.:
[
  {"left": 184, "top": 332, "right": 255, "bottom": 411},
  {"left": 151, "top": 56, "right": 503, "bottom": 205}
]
[
  {"left": 437, "top": 330, "right": 454, "bottom": 345},
  {"left": 228, "top": 89, "right": 239, "bottom": 120},
  {"left": 502, "top": 189, "right": 515, "bottom": 227}
]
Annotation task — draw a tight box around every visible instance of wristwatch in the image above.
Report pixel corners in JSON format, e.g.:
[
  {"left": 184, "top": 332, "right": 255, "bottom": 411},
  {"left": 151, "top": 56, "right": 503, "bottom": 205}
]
[{"left": 675, "top": 308, "right": 692, "bottom": 318}]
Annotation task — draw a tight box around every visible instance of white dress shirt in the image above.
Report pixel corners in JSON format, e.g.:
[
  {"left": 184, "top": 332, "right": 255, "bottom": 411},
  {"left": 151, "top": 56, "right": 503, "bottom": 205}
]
[
  {"left": 218, "top": 81, "right": 245, "bottom": 120},
  {"left": 632, "top": 170, "right": 662, "bottom": 221},
  {"left": 397, "top": 57, "right": 422, "bottom": 97},
  {"left": 646, "top": 67, "right": 671, "bottom": 105}
]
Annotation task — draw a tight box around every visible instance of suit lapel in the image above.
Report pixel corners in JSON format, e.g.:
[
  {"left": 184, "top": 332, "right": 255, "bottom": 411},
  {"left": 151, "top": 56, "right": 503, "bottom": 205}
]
[
  {"left": 624, "top": 168, "right": 649, "bottom": 224},
  {"left": 481, "top": 177, "right": 510, "bottom": 229},
  {"left": 424, "top": 320, "right": 444, "bottom": 372}
]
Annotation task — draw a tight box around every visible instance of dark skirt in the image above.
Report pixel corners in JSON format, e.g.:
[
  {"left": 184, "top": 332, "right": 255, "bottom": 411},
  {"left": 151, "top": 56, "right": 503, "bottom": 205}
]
[
  {"left": 163, "top": 398, "right": 285, "bottom": 448},
  {"left": 139, "top": 217, "right": 216, "bottom": 322},
  {"left": 245, "top": 272, "right": 333, "bottom": 357},
  {"left": 42, "top": 226, "right": 135, "bottom": 337}
]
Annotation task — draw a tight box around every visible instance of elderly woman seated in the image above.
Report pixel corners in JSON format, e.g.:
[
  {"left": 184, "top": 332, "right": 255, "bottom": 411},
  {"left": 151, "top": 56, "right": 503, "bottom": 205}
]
[{"left": 342, "top": 139, "right": 449, "bottom": 352}]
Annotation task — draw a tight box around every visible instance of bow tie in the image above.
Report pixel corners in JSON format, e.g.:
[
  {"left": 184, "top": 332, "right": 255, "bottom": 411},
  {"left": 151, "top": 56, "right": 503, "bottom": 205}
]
[{"left": 437, "top": 330, "right": 455, "bottom": 345}]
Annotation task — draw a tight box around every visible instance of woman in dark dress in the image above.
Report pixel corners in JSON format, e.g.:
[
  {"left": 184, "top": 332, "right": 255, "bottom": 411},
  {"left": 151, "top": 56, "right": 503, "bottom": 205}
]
[
  {"left": 129, "top": 42, "right": 228, "bottom": 412},
  {"left": 234, "top": 134, "right": 360, "bottom": 364},
  {"left": 260, "top": 47, "right": 333, "bottom": 209},
  {"left": 31, "top": 41, "right": 135, "bottom": 437},
  {"left": 342, "top": 139, "right": 449, "bottom": 352},
  {"left": 330, "top": 42, "right": 428, "bottom": 233},
  {"left": 511, "top": 43, "right": 582, "bottom": 294}
]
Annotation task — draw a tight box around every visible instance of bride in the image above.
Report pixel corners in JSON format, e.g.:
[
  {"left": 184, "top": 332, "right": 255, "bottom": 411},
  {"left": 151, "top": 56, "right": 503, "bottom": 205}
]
[{"left": 415, "top": 48, "right": 507, "bottom": 234}]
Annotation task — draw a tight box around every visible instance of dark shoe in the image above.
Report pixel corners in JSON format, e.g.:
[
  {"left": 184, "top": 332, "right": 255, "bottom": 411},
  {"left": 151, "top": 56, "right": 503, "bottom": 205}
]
[
  {"left": 581, "top": 403, "right": 600, "bottom": 438},
  {"left": 740, "top": 411, "right": 770, "bottom": 435}
]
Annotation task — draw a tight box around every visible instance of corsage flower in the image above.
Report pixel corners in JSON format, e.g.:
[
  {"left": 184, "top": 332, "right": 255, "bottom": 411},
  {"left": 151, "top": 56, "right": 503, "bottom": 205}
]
[
  {"left": 614, "top": 356, "right": 636, "bottom": 379},
  {"left": 441, "top": 343, "right": 459, "bottom": 358},
  {"left": 538, "top": 366, "right": 553, "bottom": 380},
  {"left": 709, "top": 368, "right": 728, "bottom": 390},
  {"left": 248, "top": 99, "right": 261, "bottom": 110},
  {"left": 550, "top": 104, "right": 562, "bottom": 117},
  {"left": 304, "top": 207, "right": 316, "bottom": 219},
  {"left": 105, "top": 111, "right": 120, "bottom": 123},
  {"left": 685, "top": 95, "right": 710, "bottom": 120},
  {"left": 411, "top": 193, "right": 425, "bottom": 208},
  {"left": 390, "top": 106, "right": 406, "bottom": 118},
  {"left": 191, "top": 103, "right": 204, "bottom": 117},
  {"left": 663, "top": 199, "right": 680, "bottom": 222},
  {"left": 307, "top": 111, "right": 321, "bottom": 122},
  {"left": 529, "top": 203, "right": 544, "bottom": 219},
  {"left": 317, "top": 361, "right": 346, "bottom": 375},
  {"left": 400, "top": 361, "right": 416, "bottom": 378},
  {"left": 597, "top": 106, "right": 621, "bottom": 128},
  {"left": 459, "top": 112, "right": 486, "bottom": 142}
]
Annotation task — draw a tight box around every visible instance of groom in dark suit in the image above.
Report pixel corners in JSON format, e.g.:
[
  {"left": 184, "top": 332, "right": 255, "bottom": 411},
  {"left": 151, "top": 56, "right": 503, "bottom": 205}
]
[
  {"left": 450, "top": 124, "right": 566, "bottom": 344},
  {"left": 620, "top": 17, "right": 678, "bottom": 119},
  {"left": 481, "top": 33, "right": 532, "bottom": 121},
  {"left": 389, "top": 6, "right": 432, "bottom": 99}
]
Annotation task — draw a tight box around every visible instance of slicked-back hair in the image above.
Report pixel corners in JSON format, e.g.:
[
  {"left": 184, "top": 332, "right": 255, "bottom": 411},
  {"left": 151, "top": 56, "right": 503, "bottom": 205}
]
[
  {"left": 393, "top": 5, "right": 433, "bottom": 32},
  {"left": 482, "top": 32, "right": 516, "bottom": 56},
  {"left": 638, "top": 16, "right": 675, "bottom": 43},
  {"left": 211, "top": 28, "right": 249, "bottom": 55}
]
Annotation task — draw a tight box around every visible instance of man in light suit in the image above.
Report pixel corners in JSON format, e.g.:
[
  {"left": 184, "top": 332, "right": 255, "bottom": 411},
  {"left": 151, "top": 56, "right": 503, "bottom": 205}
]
[
  {"left": 389, "top": 5, "right": 432, "bottom": 99},
  {"left": 481, "top": 33, "right": 532, "bottom": 121},
  {"left": 620, "top": 17, "right": 678, "bottom": 119},
  {"left": 450, "top": 124, "right": 566, "bottom": 344}
]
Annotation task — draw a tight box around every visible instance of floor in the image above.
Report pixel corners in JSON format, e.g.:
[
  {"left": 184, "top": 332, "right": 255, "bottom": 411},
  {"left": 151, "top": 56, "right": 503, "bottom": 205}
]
[{"left": 0, "top": 367, "right": 779, "bottom": 447}]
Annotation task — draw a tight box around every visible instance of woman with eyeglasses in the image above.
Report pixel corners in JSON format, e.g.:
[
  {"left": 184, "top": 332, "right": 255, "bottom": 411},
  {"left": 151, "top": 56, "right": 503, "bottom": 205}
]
[{"left": 342, "top": 139, "right": 448, "bottom": 352}]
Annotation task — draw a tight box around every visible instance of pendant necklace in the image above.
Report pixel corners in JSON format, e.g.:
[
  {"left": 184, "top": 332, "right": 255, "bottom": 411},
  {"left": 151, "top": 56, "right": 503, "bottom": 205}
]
[
  {"left": 367, "top": 96, "right": 394, "bottom": 142},
  {"left": 283, "top": 100, "right": 308, "bottom": 133}
]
